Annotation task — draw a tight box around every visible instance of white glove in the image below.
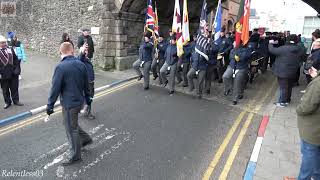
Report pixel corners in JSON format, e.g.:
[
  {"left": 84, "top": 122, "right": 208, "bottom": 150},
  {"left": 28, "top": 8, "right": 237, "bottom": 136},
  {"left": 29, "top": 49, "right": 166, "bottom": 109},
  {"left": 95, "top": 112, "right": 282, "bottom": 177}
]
[{"left": 140, "top": 61, "right": 145, "bottom": 68}]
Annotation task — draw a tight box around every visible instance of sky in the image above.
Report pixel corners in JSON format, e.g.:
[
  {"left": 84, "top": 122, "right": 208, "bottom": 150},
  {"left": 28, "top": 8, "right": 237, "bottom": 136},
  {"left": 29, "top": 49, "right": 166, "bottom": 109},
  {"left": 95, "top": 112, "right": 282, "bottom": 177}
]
[{"left": 251, "top": 0, "right": 317, "bottom": 17}]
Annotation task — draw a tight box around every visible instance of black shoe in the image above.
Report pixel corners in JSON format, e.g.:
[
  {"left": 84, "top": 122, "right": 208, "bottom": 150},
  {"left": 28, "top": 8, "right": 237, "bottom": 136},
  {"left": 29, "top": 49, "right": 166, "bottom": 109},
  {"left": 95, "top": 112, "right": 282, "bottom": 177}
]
[
  {"left": 82, "top": 139, "right": 93, "bottom": 147},
  {"left": 162, "top": 80, "right": 168, "bottom": 88},
  {"left": 206, "top": 90, "right": 211, "bottom": 95},
  {"left": 153, "top": 75, "right": 158, "bottom": 80},
  {"left": 238, "top": 95, "right": 243, "bottom": 99},
  {"left": 224, "top": 90, "right": 230, "bottom": 96},
  {"left": 169, "top": 91, "right": 174, "bottom": 95},
  {"left": 4, "top": 104, "right": 11, "bottom": 109},
  {"left": 137, "top": 75, "right": 143, "bottom": 81},
  {"left": 197, "top": 95, "right": 202, "bottom": 99},
  {"left": 218, "top": 79, "right": 223, "bottom": 83},
  {"left": 233, "top": 101, "right": 238, "bottom": 105},
  {"left": 61, "top": 158, "right": 82, "bottom": 166},
  {"left": 86, "top": 113, "right": 96, "bottom": 120},
  {"left": 144, "top": 87, "right": 149, "bottom": 90},
  {"left": 183, "top": 84, "right": 188, "bottom": 87},
  {"left": 14, "top": 102, "right": 24, "bottom": 106}
]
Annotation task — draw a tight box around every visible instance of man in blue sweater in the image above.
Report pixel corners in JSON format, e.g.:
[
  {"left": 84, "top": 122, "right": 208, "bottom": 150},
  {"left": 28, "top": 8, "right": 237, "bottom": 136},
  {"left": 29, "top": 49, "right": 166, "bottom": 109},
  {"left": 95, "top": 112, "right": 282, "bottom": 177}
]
[{"left": 46, "top": 42, "right": 92, "bottom": 166}]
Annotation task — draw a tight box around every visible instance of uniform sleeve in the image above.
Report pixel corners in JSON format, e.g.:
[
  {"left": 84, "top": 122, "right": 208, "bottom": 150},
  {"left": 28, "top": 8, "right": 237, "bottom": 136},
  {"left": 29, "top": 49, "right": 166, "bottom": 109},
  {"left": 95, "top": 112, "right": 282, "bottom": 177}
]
[
  {"left": 268, "top": 44, "right": 282, "bottom": 56},
  {"left": 48, "top": 66, "right": 63, "bottom": 109},
  {"left": 296, "top": 81, "right": 320, "bottom": 116}
]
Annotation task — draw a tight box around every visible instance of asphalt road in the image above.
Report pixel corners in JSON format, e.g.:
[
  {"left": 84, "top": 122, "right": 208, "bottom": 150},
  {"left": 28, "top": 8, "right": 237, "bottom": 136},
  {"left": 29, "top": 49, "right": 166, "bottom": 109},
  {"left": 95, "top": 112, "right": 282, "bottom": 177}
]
[{"left": 0, "top": 71, "right": 277, "bottom": 180}]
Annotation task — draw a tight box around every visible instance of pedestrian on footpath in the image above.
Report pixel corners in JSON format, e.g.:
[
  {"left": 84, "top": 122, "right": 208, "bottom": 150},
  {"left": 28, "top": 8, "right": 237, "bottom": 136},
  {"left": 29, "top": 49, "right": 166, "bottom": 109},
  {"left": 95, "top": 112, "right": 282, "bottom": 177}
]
[
  {"left": 46, "top": 42, "right": 93, "bottom": 166},
  {"left": 0, "top": 35, "right": 24, "bottom": 109},
  {"left": 11, "top": 34, "right": 26, "bottom": 80},
  {"left": 61, "top": 33, "right": 74, "bottom": 47},
  {"left": 284, "top": 65, "right": 320, "bottom": 180},
  {"left": 132, "top": 32, "right": 153, "bottom": 90},
  {"left": 160, "top": 34, "right": 178, "bottom": 95},
  {"left": 222, "top": 42, "right": 251, "bottom": 105},
  {"left": 77, "top": 29, "right": 94, "bottom": 60},
  {"left": 79, "top": 43, "right": 95, "bottom": 120},
  {"left": 269, "top": 34, "right": 304, "bottom": 108}
]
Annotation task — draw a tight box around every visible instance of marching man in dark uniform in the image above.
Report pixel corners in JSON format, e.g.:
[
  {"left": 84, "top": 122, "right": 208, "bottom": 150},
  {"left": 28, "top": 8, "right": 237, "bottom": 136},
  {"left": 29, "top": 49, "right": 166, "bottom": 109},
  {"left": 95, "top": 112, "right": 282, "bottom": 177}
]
[
  {"left": 0, "top": 35, "right": 23, "bottom": 109},
  {"left": 46, "top": 42, "right": 93, "bottom": 166},
  {"left": 133, "top": 32, "right": 153, "bottom": 90},
  {"left": 205, "top": 39, "right": 219, "bottom": 94},
  {"left": 151, "top": 33, "right": 167, "bottom": 84},
  {"left": 176, "top": 40, "right": 193, "bottom": 87},
  {"left": 223, "top": 42, "right": 252, "bottom": 105},
  {"left": 217, "top": 28, "right": 234, "bottom": 83},
  {"left": 160, "top": 34, "right": 178, "bottom": 95}
]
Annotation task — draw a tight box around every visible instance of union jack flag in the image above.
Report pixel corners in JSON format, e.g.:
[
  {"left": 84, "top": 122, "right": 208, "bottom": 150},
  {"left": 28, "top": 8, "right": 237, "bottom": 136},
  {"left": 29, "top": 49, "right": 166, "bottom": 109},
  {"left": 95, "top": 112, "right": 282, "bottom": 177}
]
[{"left": 145, "top": 0, "right": 155, "bottom": 33}]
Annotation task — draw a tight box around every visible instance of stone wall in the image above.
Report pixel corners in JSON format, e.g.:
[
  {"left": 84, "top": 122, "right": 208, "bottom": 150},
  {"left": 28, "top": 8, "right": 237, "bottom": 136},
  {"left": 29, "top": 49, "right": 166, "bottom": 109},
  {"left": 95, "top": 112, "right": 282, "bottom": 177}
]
[
  {"left": 0, "top": 0, "right": 235, "bottom": 71},
  {"left": 0, "top": 0, "right": 105, "bottom": 64}
]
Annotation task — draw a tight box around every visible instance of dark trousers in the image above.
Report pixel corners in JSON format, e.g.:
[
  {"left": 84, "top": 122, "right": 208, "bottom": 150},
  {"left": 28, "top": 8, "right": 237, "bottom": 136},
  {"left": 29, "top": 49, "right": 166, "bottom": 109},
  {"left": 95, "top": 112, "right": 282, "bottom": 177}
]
[
  {"left": 270, "top": 55, "right": 276, "bottom": 67},
  {"left": 187, "top": 68, "right": 206, "bottom": 96},
  {"left": 151, "top": 59, "right": 165, "bottom": 84},
  {"left": 62, "top": 106, "right": 91, "bottom": 160},
  {"left": 277, "top": 77, "right": 294, "bottom": 103},
  {"left": 223, "top": 66, "right": 248, "bottom": 102},
  {"left": 295, "top": 67, "right": 301, "bottom": 84},
  {"left": 176, "top": 61, "right": 190, "bottom": 86},
  {"left": 87, "top": 82, "right": 94, "bottom": 113},
  {"left": 0, "top": 76, "right": 19, "bottom": 105},
  {"left": 205, "top": 64, "right": 216, "bottom": 92}
]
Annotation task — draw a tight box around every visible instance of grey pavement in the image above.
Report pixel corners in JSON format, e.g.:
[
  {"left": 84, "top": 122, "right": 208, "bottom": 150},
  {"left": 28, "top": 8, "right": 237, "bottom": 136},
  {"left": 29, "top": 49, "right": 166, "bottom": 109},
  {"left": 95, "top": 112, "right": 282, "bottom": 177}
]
[
  {"left": 0, "top": 50, "right": 136, "bottom": 120},
  {"left": 254, "top": 79, "right": 307, "bottom": 180}
]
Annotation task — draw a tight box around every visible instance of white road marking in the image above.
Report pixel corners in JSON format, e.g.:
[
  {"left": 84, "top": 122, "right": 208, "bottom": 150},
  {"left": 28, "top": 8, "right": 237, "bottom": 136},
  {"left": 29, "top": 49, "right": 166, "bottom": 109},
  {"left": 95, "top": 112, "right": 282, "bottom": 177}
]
[{"left": 34, "top": 124, "right": 106, "bottom": 163}]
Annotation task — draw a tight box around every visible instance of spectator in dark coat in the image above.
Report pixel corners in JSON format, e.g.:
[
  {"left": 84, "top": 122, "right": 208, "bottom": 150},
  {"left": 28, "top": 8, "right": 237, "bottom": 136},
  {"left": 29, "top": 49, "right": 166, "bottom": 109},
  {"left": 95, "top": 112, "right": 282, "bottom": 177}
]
[
  {"left": 269, "top": 34, "right": 305, "bottom": 107},
  {"left": 77, "top": 29, "right": 94, "bottom": 59},
  {"left": 61, "top": 33, "right": 74, "bottom": 47},
  {"left": 0, "top": 35, "right": 23, "bottom": 109}
]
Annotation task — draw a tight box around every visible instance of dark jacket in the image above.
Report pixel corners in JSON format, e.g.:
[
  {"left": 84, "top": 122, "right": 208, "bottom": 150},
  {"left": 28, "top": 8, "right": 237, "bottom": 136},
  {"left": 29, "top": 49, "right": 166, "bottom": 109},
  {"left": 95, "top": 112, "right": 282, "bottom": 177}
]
[
  {"left": 229, "top": 47, "right": 252, "bottom": 70},
  {"left": 310, "top": 48, "right": 320, "bottom": 70},
  {"left": 79, "top": 54, "right": 95, "bottom": 82},
  {"left": 190, "top": 41, "right": 196, "bottom": 53},
  {"left": 139, "top": 41, "right": 153, "bottom": 62},
  {"left": 297, "top": 75, "right": 320, "bottom": 145},
  {"left": 269, "top": 43, "right": 304, "bottom": 78},
  {"left": 157, "top": 40, "right": 168, "bottom": 60},
  {"left": 77, "top": 35, "right": 94, "bottom": 59},
  {"left": 47, "top": 55, "right": 90, "bottom": 109},
  {"left": 0, "top": 48, "right": 20, "bottom": 79},
  {"left": 191, "top": 51, "right": 208, "bottom": 71},
  {"left": 218, "top": 36, "right": 233, "bottom": 54},
  {"left": 208, "top": 42, "right": 219, "bottom": 65},
  {"left": 181, "top": 43, "right": 193, "bottom": 63},
  {"left": 165, "top": 44, "right": 178, "bottom": 65}
]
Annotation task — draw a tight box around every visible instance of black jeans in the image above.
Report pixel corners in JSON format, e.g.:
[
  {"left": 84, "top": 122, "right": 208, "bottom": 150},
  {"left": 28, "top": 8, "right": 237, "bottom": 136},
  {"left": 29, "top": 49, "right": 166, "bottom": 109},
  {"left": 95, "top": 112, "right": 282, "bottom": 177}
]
[
  {"left": 62, "top": 106, "right": 91, "bottom": 160},
  {"left": 0, "top": 75, "right": 19, "bottom": 105},
  {"left": 277, "top": 77, "right": 295, "bottom": 103}
]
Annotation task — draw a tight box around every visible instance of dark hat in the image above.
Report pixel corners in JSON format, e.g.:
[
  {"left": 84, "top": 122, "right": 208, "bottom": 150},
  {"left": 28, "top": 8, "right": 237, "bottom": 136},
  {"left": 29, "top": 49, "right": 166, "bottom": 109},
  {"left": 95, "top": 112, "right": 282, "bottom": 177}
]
[
  {"left": 144, "top": 31, "right": 152, "bottom": 38},
  {"left": 286, "top": 34, "right": 298, "bottom": 44},
  {"left": 272, "top": 32, "right": 278, "bottom": 36},
  {"left": 82, "top": 28, "right": 90, "bottom": 32},
  {"left": 265, "top": 32, "right": 272, "bottom": 35},
  {"left": 170, "top": 33, "right": 177, "bottom": 41}
]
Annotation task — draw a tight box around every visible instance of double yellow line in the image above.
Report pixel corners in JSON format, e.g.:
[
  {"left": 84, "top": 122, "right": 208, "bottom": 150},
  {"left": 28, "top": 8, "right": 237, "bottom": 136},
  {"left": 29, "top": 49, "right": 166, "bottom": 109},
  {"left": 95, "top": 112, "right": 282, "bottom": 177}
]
[
  {"left": 0, "top": 80, "right": 138, "bottom": 137},
  {"left": 202, "top": 80, "right": 276, "bottom": 180}
]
